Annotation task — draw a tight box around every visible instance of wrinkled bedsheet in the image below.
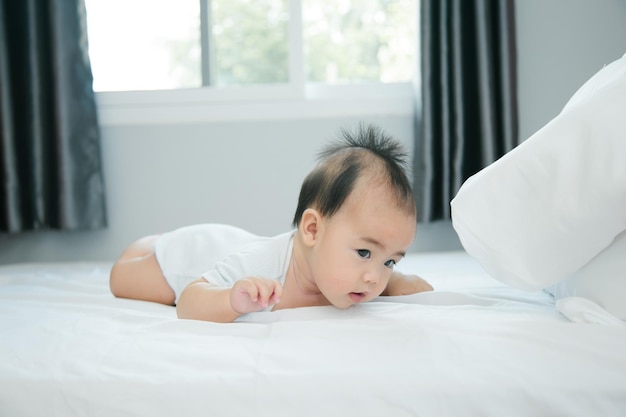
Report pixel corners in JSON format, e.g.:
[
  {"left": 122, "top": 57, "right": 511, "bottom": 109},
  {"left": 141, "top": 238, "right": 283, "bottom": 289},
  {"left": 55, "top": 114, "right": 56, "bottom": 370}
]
[{"left": 1, "top": 252, "right": 625, "bottom": 417}]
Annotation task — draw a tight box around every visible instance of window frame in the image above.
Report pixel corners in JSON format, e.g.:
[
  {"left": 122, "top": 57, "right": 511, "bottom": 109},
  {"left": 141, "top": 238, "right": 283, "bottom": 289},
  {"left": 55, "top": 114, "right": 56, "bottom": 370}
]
[{"left": 95, "top": 82, "right": 415, "bottom": 126}]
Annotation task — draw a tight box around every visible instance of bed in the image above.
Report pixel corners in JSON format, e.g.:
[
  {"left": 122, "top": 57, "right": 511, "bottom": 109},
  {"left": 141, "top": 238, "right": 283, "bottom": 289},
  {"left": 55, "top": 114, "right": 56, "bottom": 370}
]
[{"left": 1, "top": 251, "right": 625, "bottom": 417}]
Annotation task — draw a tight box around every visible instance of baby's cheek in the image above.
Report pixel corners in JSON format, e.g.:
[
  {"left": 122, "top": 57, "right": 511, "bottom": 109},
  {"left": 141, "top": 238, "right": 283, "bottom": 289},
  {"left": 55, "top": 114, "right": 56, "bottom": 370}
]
[
  {"left": 367, "top": 287, "right": 386, "bottom": 302},
  {"left": 374, "top": 280, "right": 389, "bottom": 297}
]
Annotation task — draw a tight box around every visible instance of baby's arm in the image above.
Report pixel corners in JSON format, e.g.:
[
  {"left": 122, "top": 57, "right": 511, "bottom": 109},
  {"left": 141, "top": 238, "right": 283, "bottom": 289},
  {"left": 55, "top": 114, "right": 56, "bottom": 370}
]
[
  {"left": 176, "top": 277, "right": 283, "bottom": 322},
  {"left": 382, "top": 271, "right": 433, "bottom": 296}
]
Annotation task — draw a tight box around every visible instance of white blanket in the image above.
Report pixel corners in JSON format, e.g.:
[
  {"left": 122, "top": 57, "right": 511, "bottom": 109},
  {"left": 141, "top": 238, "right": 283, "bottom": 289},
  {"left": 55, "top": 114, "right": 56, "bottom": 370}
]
[{"left": 1, "top": 252, "right": 625, "bottom": 416}]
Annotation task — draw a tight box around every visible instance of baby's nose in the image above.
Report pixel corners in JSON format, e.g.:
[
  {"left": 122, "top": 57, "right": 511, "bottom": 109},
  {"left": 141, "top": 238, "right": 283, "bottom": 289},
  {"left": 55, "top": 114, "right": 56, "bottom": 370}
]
[{"left": 363, "top": 268, "right": 380, "bottom": 284}]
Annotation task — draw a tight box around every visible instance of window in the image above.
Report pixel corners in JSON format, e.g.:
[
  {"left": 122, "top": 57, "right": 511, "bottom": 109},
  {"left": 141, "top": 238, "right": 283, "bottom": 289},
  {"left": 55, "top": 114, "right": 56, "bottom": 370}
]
[
  {"left": 84, "top": 0, "right": 417, "bottom": 124},
  {"left": 85, "top": 0, "right": 202, "bottom": 91}
]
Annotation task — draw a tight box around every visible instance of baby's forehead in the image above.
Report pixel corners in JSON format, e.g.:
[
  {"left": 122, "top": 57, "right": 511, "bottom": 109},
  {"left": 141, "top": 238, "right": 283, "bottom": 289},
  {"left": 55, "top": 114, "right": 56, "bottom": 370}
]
[{"left": 347, "top": 176, "right": 415, "bottom": 215}]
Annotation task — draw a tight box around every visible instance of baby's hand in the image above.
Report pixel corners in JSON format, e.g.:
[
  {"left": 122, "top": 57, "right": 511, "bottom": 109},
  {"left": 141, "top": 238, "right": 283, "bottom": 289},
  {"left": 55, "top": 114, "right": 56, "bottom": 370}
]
[
  {"left": 230, "top": 277, "right": 283, "bottom": 315},
  {"left": 385, "top": 273, "right": 434, "bottom": 296}
]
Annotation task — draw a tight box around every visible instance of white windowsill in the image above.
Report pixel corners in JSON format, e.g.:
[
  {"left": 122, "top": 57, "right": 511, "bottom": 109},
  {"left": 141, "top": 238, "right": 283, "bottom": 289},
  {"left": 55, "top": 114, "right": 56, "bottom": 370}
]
[{"left": 95, "top": 82, "right": 416, "bottom": 126}]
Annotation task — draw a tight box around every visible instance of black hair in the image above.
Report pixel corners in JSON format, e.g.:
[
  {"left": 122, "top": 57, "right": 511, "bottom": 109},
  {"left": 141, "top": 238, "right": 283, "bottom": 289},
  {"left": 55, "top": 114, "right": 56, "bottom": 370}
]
[{"left": 292, "top": 123, "right": 416, "bottom": 226}]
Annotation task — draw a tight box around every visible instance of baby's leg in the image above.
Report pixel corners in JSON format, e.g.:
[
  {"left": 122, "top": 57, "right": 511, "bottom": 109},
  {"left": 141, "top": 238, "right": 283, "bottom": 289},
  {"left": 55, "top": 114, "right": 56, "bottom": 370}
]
[{"left": 109, "top": 235, "right": 176, "bottom": 305}]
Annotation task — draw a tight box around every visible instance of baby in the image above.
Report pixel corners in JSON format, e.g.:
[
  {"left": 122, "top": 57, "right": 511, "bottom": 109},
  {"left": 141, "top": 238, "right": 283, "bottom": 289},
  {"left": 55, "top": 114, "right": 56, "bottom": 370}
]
[{"left": 110, "top": 124, "right": 433, "bottom": 322}]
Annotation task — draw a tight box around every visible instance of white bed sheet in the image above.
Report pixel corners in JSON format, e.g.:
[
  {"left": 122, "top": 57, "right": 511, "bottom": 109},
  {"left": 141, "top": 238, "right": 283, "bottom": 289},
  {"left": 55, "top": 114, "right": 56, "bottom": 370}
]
[{"left": 0, "top": 251, "right": 625, "bottom": 417}]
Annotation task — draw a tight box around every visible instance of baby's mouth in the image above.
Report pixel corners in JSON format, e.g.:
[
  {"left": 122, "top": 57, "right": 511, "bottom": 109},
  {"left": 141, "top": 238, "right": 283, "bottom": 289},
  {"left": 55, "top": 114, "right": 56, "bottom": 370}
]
[{"left": 348, "top": 292, "right": 367, "bottom": 303}]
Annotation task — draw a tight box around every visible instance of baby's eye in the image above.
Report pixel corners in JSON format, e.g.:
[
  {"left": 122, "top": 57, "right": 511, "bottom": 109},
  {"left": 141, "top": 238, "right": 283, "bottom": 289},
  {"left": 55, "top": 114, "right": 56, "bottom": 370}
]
[
  {"left": 384, "top": 259, "right": 396, "bottom": 268},
  {"left": 357, "top": 249, "right": 371, "bottom": 259}
]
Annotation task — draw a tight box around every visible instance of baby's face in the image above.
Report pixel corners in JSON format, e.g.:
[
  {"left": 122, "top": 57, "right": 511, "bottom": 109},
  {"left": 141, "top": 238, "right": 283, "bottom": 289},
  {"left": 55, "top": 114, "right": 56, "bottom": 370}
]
[{"left": 310, "top": 183, "right": 416, "bottom": 308}]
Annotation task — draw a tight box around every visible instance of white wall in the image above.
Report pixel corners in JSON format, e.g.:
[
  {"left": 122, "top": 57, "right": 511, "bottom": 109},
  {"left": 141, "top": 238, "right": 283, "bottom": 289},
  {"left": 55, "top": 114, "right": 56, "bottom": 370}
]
[
  {"left": 1, "top": 0, "right": 625, "bottom": 264},
  {"left": 0, "top": 117, "right": 442, "bottom": 263},
  {"left": 515, "top": 0, "right": 626, "bottom": 140}
]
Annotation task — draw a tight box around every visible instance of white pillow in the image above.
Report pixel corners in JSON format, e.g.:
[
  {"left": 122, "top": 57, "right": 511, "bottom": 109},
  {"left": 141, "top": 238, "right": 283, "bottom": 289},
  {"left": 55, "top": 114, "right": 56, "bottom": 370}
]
[
  {"left": 450, "top": 53, "right": 626, "bottom": 292},
  {"left": 547, "top": 229, "right": 626, "bottom": 320}
]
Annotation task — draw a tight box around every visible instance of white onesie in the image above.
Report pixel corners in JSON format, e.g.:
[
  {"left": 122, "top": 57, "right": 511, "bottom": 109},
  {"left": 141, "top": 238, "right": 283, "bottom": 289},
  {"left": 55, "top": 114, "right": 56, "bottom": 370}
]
[{"left": 154, "top": 224, "right": 295, "bottom": 304}]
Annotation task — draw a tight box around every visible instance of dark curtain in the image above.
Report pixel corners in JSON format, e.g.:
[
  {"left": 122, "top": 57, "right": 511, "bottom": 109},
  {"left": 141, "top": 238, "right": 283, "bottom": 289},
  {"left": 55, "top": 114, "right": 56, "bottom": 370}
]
[
  {"left": 414, "top": 0, "right": 518, "bottom": 222},
  {"left": 0, "top": 0, "right": 106, "bottom": 232}
]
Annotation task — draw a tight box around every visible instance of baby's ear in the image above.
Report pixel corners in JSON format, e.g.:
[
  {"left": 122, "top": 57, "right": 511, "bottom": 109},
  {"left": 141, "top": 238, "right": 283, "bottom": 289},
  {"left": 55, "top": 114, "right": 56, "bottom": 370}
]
[{"left": 299, "top": 208, "right": 321, "bottom": 246}]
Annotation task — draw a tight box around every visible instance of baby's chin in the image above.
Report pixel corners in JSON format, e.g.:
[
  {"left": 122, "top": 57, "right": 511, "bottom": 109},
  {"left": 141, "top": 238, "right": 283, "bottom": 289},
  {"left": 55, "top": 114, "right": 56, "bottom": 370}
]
[{"left": 325, "top": 296, "right": 352, "bottom": 310}]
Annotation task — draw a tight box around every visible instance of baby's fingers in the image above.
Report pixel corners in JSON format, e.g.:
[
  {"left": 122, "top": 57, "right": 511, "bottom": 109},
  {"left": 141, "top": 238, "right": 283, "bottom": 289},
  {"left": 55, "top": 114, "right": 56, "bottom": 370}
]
[
  {"left": 256, "top": 279, "right": 282, "bottom": 308},
  {"left": 230, "top": 279, "right": 261, "bottom": 314},
  {"left": 230, "top": 278, "right": 282, "bottom": 314},
  {"left": 269, "top": 280, "right": 283, "bottom": 305}
]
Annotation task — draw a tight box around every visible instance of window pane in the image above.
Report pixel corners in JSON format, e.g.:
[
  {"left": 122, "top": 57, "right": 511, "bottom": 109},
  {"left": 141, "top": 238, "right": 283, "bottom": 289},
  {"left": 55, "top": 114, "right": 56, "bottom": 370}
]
[
  {"left": 303, "top": 0, "right": 416, "bottom": 84},
  {"left": 85, "top": 0, "right": 200, "bottom": 92},
  {"left": 85, "top": 0, "right": 414, "bottom": 92},
  {"left": 212, "top": 0, "right": 289, "bottom": 86}
]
